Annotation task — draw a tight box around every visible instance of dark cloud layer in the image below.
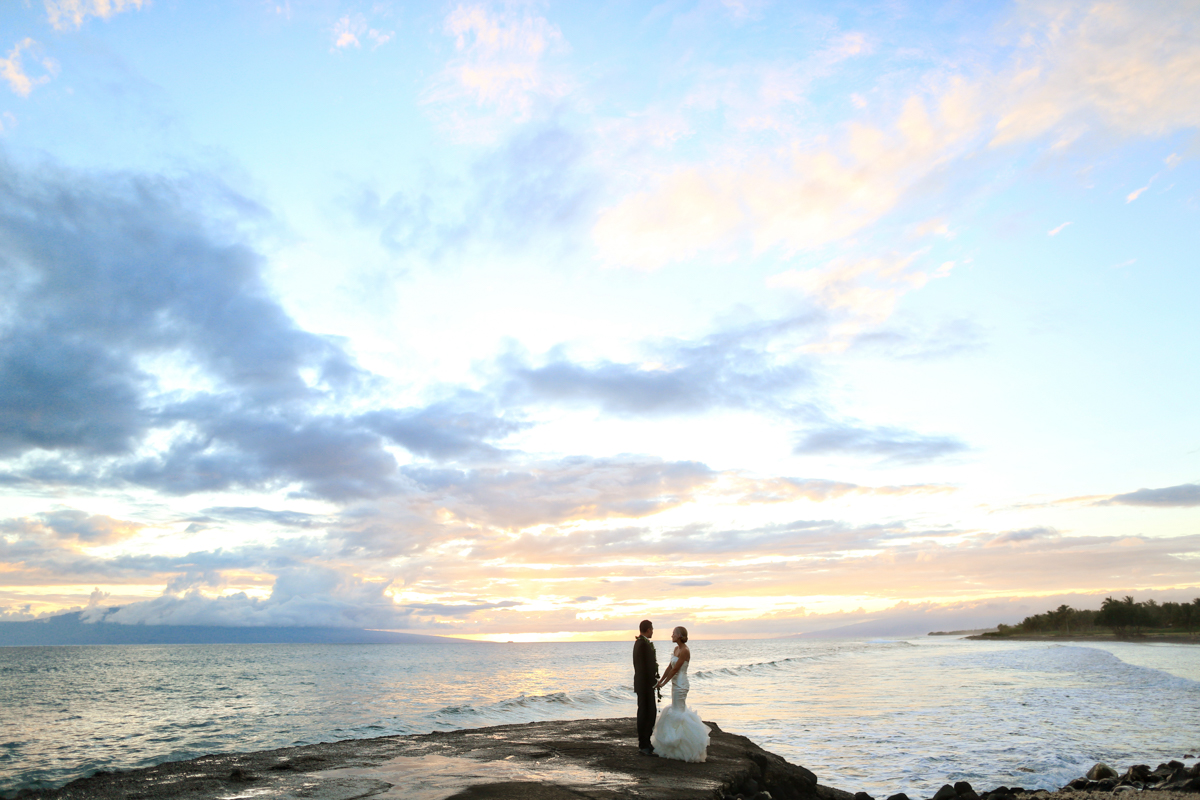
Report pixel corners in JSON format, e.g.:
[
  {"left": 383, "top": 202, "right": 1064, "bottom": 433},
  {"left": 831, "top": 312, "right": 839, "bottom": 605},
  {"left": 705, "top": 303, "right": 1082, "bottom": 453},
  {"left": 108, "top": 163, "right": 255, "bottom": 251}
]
[
  {"left": 1101, "top": 483, "right": 1200, "bottom": 507},
  {"left": 497, "top": 319, "right": 817, "bottom": 416},
  {"left": 793, "top": 421, "right": 968, "bottom": 464},
  {"left": 0, "top": 156, "right": 526, "bottom": 501}
]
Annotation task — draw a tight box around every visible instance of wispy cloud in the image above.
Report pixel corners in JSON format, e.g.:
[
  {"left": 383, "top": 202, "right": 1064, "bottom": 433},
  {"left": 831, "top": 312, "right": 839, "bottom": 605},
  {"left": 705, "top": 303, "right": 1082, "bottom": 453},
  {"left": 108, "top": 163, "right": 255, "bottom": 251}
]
[
  {"left": 331, "top": 13, "right": 394, "bottom": 52},
  {"left": 0, "top": 38, "right": 58, "bottom": 97},
  {"left": 593, "top": 80, "right": 983, "bottom": 270},
  {"left": 423, "top": 3, "right": 571, "bottom": 137},
  {"left": 992, "top": 0, "right": 1200, "bottom": 145},
  {"left": 1048, "top": 221, "right": 1071, "bottom": 235},
  {"left": 43, "top": 0, "right": 145, "bottom": 31}
]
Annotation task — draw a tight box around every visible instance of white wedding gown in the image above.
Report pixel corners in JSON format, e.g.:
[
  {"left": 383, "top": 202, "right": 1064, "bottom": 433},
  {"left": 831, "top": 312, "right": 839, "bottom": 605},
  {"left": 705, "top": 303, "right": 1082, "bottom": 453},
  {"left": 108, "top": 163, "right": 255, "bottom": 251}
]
[{"left": 651, "top": 655, "right": 711, "bottom": 762}]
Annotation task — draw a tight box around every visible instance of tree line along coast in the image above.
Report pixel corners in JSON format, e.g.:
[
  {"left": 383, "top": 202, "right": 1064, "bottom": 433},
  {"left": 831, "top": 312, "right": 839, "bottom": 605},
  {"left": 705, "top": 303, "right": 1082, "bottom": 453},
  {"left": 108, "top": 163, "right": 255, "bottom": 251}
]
[{"left": 964, "top": 596, "right": 1200, "bottom": 641}]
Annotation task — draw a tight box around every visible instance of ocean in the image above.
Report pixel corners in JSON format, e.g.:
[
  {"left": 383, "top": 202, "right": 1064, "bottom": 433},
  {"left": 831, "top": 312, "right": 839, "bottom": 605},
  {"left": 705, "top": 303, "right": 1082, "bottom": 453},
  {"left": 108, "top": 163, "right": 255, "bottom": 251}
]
[{"left": 1, "top": 636, "right": 1198, "bottom": 797}]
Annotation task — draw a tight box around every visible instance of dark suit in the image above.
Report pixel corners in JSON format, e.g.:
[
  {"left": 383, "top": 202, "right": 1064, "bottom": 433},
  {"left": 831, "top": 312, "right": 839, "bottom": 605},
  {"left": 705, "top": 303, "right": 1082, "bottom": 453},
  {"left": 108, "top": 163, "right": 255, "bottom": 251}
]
[{"left": 632, "top": 634, "right": 659, "bottom": 749}]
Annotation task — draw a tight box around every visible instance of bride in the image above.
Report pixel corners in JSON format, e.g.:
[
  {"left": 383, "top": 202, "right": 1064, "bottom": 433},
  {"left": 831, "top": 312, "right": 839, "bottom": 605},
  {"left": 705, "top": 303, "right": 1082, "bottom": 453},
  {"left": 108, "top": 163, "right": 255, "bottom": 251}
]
[{"left": 651, "top": 626, "right": 711, "bottom": 762}]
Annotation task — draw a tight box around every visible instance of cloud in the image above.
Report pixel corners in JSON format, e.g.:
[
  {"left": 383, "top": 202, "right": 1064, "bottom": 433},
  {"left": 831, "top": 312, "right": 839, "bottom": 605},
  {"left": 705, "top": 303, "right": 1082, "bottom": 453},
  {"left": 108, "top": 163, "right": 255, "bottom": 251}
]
[
  {"left": 992, "top": 0, "right": 1200, "bottom": 145},
  {"left": 98, "top": 565, "right": 409, "bottom": 629},
  {"left": 0, "top": 155, "right": 503, "bottom": 501},
  {"left": 1099, "top": 482, "right": 1200, "bottom": 507},
  {"left": 43, "top": 0, "right": 145, "bottom": 31},
  {"left": 1, "top": 38, "right": 58, "bottom": 97},
  {"left": 424, "top": 4, "right": 571, "bottom": 136},
  {"left": 497, "top": 318, "right": 815, "bottom": 417},
  {"left": 848, "top": 317, "right": 986, "bottom": 361},
  {"left": 768, "top": 252, "right": 958, "bottom": 342},
  {"left": 0, "top": 508, "right": 143, "bottom": 547},
  {"left": 197, "top": 506, "right": 327, "bottom": 529},
  {"left": 724, "top": 475, "right": 954, "bottom": 505},
  {"left": 793, "top": 420, "right": 968, "bottom": 464},
  {"left": 332, "top": 15, "right": 364, "bottom": 49},
  {"left": 984, "top": 526, "right": 1057, "bottom": 547},
  {"left": 349, "top": 124, "right": 595, "bottom": 258},
  {"left": 399, "top": 455, "right": 718, "bottom": 530},
  {"left": 1048, "top": 221, "right": 1071, "bottom": 235},
  {"left": 0, "top": 157, "right": 361, "bottom": 423},
  {"left": 331, "top": 14, "right": 394, "bottom": 52},
  {"left": 593, "top": 79, "right": 983, "bottom": 270},
  {"left": 361, "top": 397, "right": 524, "bottom": 460}
]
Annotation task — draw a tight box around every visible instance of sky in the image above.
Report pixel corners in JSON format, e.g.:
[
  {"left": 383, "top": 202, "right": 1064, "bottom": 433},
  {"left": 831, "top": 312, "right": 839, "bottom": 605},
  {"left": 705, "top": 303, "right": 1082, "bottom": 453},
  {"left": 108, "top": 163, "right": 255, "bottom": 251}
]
[{"left": 0, "top": 0, "right": 1197, "bottom": 642}]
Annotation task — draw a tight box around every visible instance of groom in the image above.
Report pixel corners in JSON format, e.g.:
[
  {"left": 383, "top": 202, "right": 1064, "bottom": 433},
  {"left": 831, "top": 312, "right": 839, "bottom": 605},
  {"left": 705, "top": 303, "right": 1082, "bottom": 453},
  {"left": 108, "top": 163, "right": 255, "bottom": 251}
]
[{"left": 633, "top": 619, "right": 659, "bottom": 756}]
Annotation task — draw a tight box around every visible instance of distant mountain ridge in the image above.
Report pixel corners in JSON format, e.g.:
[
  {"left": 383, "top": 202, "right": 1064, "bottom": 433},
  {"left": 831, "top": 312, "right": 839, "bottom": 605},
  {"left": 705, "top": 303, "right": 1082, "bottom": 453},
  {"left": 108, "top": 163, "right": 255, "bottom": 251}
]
[{"left": 0, "top": 610, "right": 466, "bottom": 646}]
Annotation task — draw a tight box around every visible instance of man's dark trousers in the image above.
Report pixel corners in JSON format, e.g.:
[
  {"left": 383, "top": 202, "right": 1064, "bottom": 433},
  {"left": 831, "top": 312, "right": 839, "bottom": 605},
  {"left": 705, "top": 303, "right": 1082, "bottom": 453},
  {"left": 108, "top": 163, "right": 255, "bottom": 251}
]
[
  {"left": 636, "top": 685, "right": 656, "bottom": 750},
  {"left": 632, "top": 633, "right": 658, "bottom": 750}
]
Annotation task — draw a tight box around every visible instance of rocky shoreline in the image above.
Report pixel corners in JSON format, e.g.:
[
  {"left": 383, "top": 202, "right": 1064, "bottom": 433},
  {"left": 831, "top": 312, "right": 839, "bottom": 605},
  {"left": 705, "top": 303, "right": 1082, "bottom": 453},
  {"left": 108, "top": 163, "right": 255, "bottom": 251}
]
[
  {"left": 9, "top": 719, "right": 1199, "bottom": 800},
  {"left": 862, "top": 760, "right": 1200, "bottom": 800},
  {"left": 964, "top": 633, "right": 1199, "bottom": 644}
]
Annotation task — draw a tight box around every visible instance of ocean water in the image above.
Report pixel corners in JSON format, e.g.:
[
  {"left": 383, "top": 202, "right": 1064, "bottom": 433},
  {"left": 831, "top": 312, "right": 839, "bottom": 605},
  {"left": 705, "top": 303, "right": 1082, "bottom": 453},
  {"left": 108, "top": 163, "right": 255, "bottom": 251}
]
[{"left": 1, "top": 636, "right": 1198, "bottom": 797}]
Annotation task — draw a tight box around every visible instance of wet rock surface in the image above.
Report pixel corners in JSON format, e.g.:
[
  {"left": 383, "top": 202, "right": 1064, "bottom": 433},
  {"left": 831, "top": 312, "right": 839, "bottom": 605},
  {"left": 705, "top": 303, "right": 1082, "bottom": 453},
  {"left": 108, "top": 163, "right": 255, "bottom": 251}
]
[{"left": 15, "top": 718, "right": 850, "bottom": 800}]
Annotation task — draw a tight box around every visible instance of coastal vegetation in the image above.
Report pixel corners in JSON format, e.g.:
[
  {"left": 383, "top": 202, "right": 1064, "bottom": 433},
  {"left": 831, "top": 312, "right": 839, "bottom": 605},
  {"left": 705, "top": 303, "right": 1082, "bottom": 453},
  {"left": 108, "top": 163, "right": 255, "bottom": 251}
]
[{"left": 979, "top": 596, "right": 1200, "bottom": 639}]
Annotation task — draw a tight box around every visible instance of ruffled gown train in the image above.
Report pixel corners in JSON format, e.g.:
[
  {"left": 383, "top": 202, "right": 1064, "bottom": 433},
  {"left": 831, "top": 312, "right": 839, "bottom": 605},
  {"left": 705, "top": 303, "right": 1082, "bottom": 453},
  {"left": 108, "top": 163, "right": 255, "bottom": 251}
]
[{"left": 651, "top": 655, "right": 711, "bottom": 762}]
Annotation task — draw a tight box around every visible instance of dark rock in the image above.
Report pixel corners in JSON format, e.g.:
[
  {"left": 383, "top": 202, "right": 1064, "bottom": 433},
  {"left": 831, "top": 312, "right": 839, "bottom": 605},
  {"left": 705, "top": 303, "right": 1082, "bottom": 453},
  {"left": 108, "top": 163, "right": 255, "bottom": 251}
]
[
  {"left": 1162, "top": 776, "right": 1200, "bottom": 792},
  {"left": 227, "top": 767, "right": 255, "bottom": 782},
  {"left": 1068, "top": 778, "right": 1090, "bottom": 790},
  {"left": 954, "top": 781, "right": 978, "bottom": 799},
  {"left": 1095, "top": 778, "right": 1116, "bottom": 790},
  {"left": 743, "top": 778, "right": 762, "bottom": 794},
  {"left": 1124, "top": 764, "right": 1152, "bottom": 782},
  {"left": 854, "top": 792, "right": 875, "bottom": 800},
  {"left": 1087, "top": 763, "right": 1118, "bottom": 781},
  {"left": 932, "top": 784, "right": 957, "bottom": 800},
  {"left": 753, "top": 793, "right": 774, "bottom": 800},
  {"left": 885, "top": 793, "right": 910, "bottom": 800}
]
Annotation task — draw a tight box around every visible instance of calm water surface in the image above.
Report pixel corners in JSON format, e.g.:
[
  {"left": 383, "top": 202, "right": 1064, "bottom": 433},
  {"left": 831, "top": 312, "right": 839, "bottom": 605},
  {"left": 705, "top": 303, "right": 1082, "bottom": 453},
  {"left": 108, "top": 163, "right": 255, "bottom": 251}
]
[{"left": 1, "top": 637, "right": 1198, "bottom": 797}]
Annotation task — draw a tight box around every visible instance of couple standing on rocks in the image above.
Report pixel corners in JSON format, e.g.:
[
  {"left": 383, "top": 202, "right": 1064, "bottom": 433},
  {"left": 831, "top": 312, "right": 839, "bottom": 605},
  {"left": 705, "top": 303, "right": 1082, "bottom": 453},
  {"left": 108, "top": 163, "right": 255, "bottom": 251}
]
[{"left": 633, "top": 619, "right": 712, "bottom": 762}]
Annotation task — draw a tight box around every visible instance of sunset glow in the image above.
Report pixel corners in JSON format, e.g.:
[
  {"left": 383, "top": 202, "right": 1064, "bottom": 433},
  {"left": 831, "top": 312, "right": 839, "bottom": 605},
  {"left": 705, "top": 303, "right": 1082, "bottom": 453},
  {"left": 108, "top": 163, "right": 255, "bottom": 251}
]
[{"left": 0, "top": 0, "right": 1197, "bottom": 639}]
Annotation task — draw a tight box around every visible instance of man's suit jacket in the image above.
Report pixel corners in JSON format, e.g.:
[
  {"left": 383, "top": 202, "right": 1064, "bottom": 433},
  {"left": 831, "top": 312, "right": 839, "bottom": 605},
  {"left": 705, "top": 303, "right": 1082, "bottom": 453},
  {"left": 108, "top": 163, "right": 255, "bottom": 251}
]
[{"left": 633, "top": 635, "right": 659, "bottom": 692}]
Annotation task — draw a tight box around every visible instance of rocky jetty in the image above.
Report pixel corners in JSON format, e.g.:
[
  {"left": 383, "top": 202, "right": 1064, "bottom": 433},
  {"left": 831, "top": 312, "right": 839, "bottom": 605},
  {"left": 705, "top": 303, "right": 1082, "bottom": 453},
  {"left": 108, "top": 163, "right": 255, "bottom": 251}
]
[
  {"left": 14, "top": 717, "right": 852, "bottom": 800},
  {"left": 12, "top": 720, "right": 1198, "bottom": 800}
]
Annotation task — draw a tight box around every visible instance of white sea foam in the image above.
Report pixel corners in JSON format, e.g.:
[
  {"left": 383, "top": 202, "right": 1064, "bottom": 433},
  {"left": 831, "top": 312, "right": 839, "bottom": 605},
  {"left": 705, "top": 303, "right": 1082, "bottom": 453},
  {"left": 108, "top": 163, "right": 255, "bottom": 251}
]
[{"left": 0, "top": 637, "right": 1197, "bottom": 797}]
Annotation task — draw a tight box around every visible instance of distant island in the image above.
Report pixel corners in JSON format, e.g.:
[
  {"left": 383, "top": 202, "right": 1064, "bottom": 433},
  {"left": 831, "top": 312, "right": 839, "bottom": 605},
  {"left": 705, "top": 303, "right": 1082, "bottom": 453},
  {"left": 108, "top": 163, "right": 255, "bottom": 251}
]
[
  {"left": 0, "top": 609, "right": 467, "bottom": 647},
  {"left": 967, "top": 595, "right": 1200, "bottom": 643}
]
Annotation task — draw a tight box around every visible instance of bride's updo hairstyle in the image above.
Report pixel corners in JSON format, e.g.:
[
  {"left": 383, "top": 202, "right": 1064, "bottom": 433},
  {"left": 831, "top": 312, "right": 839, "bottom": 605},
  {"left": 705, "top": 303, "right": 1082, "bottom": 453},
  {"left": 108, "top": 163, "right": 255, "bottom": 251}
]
[{"left": 674, "top": 626, "right": 688, "bottom": 643}]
